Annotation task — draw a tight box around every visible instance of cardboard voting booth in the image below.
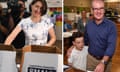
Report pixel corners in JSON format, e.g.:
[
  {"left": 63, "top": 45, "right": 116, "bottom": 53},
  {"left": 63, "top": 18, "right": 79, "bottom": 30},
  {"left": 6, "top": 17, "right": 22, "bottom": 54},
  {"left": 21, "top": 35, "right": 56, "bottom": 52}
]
[
  {"left": 0, "top": 44, "right": 15, "bottom": 51},
  {"left": 20, "top": 45, "right": 62, "bottom": 72},
  {"left": 0, "top": 44, "right": 17, "bottom": 72},
  {"left": 22, "top": 52, "right": 62, "bottom": 72}
]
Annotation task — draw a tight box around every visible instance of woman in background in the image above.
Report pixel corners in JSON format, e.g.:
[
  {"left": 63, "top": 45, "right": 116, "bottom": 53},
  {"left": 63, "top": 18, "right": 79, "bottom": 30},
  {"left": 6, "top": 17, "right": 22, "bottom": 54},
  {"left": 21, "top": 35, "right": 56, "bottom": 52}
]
[{"left": 77, "top": 10, "right": 89, "bottom": 33}]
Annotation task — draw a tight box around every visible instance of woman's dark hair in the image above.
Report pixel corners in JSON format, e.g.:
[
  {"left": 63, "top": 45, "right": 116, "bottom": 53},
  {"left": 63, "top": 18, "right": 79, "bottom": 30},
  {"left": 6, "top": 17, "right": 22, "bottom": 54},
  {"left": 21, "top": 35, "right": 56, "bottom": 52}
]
[
  {"left": 72, "top": 31, "right": 84, "bottom": 41},
  {"left": 29, "top": 0, "right": 47, "bottom": 16}
]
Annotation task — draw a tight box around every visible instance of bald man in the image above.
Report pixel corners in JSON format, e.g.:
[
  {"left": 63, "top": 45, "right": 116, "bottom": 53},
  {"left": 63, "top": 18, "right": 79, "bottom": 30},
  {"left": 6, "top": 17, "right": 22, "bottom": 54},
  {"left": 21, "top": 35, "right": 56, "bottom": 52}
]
[{"left": 85, "top": 0, "right": 117, "bottom": 72}]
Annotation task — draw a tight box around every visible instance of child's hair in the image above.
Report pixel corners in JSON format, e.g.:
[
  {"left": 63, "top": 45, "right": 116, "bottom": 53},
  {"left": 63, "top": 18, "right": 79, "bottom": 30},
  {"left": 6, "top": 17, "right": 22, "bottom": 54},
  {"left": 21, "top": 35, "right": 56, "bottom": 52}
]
[{"left": 72, "top": 31, "right": 84, "bottom": 41}]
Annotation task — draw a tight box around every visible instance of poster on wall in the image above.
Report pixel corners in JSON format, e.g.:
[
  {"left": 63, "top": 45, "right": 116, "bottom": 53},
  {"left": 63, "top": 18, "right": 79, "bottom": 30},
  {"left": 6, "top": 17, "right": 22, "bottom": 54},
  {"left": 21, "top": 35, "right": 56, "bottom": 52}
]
[{"left": 48, "top": 7, "right": 62, "bottom": 26}]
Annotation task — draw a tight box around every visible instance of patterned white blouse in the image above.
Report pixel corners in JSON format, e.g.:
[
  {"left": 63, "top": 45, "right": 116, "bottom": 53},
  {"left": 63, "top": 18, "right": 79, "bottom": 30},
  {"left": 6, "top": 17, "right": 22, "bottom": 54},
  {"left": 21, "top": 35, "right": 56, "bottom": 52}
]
[{"left": 18, "top": 16, "right": 53, "bottom": 45}]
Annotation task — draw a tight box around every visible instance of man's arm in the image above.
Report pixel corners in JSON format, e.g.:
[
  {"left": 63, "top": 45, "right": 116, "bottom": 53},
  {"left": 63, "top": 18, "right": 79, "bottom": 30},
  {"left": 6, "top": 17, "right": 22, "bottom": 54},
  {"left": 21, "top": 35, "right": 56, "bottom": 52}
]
[
  {"left": 68, "top": 51, "right": 73, "bottom": 66},
  {"left": 104, "top": 24, "right": 117, "bottom": 58},
  {"left": 95, "top": 23, "right": 117, "bottom": 72},
  {"left": 0, "top": 23, "right": 8, "bottom": 35},
  {"left": 67, "top": 46, "right": 74, "bottom": 58}
]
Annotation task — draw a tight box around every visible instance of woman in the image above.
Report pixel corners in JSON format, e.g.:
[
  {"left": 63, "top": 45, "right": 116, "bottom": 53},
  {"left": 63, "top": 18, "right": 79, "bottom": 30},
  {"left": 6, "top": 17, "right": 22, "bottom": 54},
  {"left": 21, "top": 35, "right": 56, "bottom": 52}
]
[
  {"left": 4, "top": 0, "right": 56, "bottom": 46},
  {"left": 77, "top": 10, "right": 89, "bottom": 33}
]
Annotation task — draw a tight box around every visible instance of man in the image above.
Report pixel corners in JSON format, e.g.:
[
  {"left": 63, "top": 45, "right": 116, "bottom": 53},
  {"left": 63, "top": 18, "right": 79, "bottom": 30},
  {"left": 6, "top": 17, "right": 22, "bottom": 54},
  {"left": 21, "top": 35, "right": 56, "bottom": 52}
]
[
  {"left": 0, "top": 4, "right": 8, "bottom": 43},
  {"left": 10, "top": 0, "right": 30, "bottom": 48},
  {"left": 75, "top": 11, "right": 81, "bottom": 24},
  {"left": 0, "top": 4, "right": 15, "bottom": 43},
  {"left": 85, "top": 0, "right": 117, "bottom": 72},
  {"left": 14, "top": 0, "right": 30, "bottom": 24}
]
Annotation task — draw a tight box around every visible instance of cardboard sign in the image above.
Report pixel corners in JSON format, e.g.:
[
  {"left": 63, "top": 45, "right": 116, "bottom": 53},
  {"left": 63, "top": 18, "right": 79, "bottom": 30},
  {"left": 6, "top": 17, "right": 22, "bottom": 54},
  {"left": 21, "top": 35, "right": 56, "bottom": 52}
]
[
  {"left": 0, "top": 51, "right": 17, "bottom": 72},
  {"left": 22, "top": 52, "right": 62, "bottom": 72}
]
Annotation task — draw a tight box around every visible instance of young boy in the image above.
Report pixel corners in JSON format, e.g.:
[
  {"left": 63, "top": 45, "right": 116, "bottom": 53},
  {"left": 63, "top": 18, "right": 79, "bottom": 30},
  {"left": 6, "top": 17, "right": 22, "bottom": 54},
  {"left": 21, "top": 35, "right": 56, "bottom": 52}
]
[{"left": 68, "top": 31, "right": 88, "bottom": 71}]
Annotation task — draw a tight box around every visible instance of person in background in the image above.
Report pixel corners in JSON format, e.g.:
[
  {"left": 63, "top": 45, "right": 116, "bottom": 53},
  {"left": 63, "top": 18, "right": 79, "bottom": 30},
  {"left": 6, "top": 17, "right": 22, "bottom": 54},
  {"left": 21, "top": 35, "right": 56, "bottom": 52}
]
[
  {"left": 4, "top": 0, "right": 56, "bottom": 46},
  {"left": 77, "top": 10, "right": 89, "bottom": 33},
  {"left": 0, "top": 4, "right": 14, "bottom": 43},
  {"left": 11, "top": 0, "right": 30, "bottom": 24},
  {"left": 89, "top": 13, "right": 94, "bottom": 20},
  {"left": 0, "top": 4, "right": 8, "bottom": 43},
  {"left": 9, "top": 0, "right": 30, "bottom": 48},
  {"left": 85, "top": 0, "right": 117, "bottom": 72},
  {"left": 74, "top": 11, "right": 81, "bottom": 24},
  {"left": 71, "top": 23, "right": 78, "bottom": 32},
  {"left": 50, "top": 14, "right": 56, "bottom": 25},
  {"left": 114, "top": 9, "right": 118, "bottom": 16},
  {"left": 64, "top": 21, "right": 72, "bottom": 32},
  {"left": 68, "top": 31, "right": 88, "bottom": 71},
  {"left": 64, "top": 14, "right": 72, "bottom": 32}
]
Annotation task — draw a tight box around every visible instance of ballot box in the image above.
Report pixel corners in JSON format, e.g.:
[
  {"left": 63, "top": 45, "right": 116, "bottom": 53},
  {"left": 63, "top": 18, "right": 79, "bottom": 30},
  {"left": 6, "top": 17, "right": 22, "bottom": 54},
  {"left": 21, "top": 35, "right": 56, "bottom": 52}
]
[
  {"left": 20, "top": 45, "right": 62, "bottom": 72},
  {"left": 0, "top": 44, "right": 17, "bottom": 72}
]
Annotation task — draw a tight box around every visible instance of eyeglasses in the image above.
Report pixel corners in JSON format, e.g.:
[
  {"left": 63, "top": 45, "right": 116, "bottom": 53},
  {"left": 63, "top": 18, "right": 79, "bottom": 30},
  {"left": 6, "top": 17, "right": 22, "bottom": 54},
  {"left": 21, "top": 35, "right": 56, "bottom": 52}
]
[{"left": 92, "top": 7, "right": 104, "bottom": 11}]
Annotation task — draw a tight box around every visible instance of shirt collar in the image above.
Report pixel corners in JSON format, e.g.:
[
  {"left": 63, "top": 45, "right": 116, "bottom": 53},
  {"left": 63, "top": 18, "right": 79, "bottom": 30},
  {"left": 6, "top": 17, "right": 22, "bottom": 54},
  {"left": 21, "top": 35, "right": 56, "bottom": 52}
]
[{"left": 92, "top": 17, "right": 106, "bottom": 26}]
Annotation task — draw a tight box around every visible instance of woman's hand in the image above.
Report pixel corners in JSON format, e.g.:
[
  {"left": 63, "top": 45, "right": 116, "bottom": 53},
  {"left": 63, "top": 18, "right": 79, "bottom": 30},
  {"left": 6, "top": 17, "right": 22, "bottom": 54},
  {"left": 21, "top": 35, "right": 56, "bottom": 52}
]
[{"left": 4, "top": 25, "right": 21, "bottom": 45}]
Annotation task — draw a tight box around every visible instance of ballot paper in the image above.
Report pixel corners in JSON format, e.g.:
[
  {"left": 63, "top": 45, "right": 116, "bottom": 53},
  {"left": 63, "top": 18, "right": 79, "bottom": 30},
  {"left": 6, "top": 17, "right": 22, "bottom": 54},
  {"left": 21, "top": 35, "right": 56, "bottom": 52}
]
[
  {"left": 0, "top": 51, "right": 17, "bottom": 72},
  {"left": 63, "top": 65, "right": 69, "bottom": 71},
  {"left": 87, "top": 70, "right": 94, "bottom": 72},
  {"left": 22, "top": 52, "right": 62, "bottom": 72}
]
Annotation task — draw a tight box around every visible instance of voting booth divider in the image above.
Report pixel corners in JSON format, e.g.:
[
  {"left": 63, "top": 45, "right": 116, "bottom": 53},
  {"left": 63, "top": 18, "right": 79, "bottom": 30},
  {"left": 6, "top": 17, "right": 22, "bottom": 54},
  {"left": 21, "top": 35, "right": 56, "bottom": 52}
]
[
  {"left": 0, "top": 44, "right": 62, "bottom": 72},
  {"left": 20, "top": 45, "right": 62, "bottom": 72},
  {"left": 0, "top": 44, "right": 17, "bottom": 72}
]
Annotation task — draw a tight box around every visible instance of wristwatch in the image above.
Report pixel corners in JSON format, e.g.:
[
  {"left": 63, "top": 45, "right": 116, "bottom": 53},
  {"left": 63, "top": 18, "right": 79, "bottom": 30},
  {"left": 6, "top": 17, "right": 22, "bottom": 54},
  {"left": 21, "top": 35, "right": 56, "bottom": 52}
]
[{"left": 101, "top": 60, "right": 107, "bottom": 65}]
